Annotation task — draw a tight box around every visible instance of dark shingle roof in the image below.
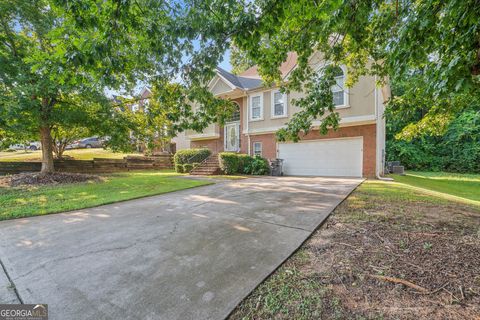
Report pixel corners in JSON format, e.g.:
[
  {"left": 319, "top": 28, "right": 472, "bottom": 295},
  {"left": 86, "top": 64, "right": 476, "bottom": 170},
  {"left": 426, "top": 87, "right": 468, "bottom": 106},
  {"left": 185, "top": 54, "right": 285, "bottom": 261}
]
[{"left": 216, "top": 67, "right": 263, "bottom": 90}]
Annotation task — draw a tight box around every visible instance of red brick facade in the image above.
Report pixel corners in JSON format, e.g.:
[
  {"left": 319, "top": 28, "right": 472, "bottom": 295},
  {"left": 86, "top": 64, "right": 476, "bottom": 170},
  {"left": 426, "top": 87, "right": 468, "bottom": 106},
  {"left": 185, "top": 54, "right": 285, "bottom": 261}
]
[{"left": 192, "top": 124, "right": 377, "bottom": 177}]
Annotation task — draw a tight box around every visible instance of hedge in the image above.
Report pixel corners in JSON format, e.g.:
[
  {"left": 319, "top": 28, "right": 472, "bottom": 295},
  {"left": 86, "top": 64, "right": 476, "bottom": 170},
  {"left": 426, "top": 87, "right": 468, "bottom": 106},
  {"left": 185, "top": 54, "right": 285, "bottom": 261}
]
[
  {"left": 218, "top": 152, "right": 269, "bottom": 175},
  {"left": 175, "top": 164, "right": 184, "bottom": 173},
  {"left": 174, "top": 148, "right": 211, "bottom": 165},
  {"left": 183, "top": 163, "right": 194, "bottom": 173}
]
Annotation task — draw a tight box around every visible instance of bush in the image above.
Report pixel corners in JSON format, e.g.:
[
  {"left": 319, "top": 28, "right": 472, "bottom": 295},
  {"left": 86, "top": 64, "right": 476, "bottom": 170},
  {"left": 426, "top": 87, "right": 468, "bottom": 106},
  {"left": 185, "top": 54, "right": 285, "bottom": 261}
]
[
  {"left": 387, "top": 110, "right": 480, "bottom": 173},
  {"left": 245, "top": 156, "right": 270, "bottom": 175},
  {"left": 175, "top": 164, "right": 184, "bottom": 173},
  {"left": 183, "top": 163, "right": 193, "bottom": 173},
  {"left": 174, "top": 148, "right": 211, "bottom": 165},
  {"left": 218, "top": 152, "right": 270, "bottom": 175},
  {"left": 218, "top": 152, "right": 240, "bottom": 174},
  {"left": 192, "top": 162, "right": 200, "bottom": 168}
]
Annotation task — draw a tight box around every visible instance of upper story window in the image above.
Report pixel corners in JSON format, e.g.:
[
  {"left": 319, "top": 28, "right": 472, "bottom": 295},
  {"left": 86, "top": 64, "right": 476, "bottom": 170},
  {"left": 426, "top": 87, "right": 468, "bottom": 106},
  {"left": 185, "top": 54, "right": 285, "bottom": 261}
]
[
  {"left": 227, "top": 102, "right": 241, "bottom": 122},
  {"left": 250, "top": 94, "right": 263, "bottom": 120},
  {"left": 331, "top": 66, "right": 347, "bottom": 107},
  {"left": 271, "top": 90, "right": 287, "bottom": 118}
]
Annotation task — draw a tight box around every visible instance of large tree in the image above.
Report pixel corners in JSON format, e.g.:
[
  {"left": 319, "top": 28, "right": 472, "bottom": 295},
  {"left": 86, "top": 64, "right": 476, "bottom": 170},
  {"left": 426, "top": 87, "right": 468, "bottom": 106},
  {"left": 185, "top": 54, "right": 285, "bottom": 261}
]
[
  {"left": 0, "top": 0, "right": 182, "bottom": 173},
  {"left": 167, "top": 0, "right": 480, "bottom": 140}
]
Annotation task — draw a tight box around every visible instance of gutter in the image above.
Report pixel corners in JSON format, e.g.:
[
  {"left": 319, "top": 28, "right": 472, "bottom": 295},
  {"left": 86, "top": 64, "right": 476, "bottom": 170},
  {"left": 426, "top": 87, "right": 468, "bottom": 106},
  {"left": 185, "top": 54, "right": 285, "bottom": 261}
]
[{"left": 374, "top": 76, "right": 392, "bottom": 181}]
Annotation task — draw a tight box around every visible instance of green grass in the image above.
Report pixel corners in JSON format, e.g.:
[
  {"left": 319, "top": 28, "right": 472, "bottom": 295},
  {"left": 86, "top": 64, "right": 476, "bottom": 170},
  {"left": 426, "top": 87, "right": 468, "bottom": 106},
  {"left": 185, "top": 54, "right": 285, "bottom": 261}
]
[
  {"left": 0, "top": 148, "right": 141, "bottom": 162},
  {"left": 390, "top": 171, "right": 480, "bottom": 205},
  {"left": 0, "top": 171, "right": 212, "bottom": 221}
]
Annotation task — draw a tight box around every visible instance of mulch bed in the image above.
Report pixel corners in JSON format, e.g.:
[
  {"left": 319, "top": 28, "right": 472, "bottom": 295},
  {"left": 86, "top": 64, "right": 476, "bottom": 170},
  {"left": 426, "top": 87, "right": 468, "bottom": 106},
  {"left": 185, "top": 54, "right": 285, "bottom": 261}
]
[{"left": 0, "top": 172, "right": 103, "bottom": 187}]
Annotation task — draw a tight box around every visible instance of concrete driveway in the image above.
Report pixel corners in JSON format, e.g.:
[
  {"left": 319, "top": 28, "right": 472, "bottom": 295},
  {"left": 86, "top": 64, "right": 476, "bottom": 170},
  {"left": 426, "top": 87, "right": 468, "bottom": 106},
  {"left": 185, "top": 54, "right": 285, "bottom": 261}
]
[{"left": 0, "top": 176, "right": 361, "bottom": 320}]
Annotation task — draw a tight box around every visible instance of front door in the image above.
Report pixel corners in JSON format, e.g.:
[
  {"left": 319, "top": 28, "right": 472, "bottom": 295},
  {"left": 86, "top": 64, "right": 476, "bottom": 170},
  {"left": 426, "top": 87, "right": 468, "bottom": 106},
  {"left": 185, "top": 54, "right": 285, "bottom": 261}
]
[{"left": 224, "top": 122, "right": 240, "bottom": 152}]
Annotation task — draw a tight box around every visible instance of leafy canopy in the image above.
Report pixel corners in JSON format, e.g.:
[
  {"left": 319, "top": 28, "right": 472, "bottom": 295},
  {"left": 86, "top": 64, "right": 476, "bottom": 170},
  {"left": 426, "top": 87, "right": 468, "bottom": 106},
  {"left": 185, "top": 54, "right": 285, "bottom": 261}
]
[{"left": 171, "top": 0, "right": 480, "bottom": 140}]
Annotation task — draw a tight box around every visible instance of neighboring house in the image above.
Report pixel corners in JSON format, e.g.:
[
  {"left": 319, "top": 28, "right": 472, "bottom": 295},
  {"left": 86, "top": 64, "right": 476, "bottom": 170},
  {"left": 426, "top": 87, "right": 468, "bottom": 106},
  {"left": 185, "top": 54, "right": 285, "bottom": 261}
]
[{"left": 185, "top": 52, "right": 390, "bottom": 178}]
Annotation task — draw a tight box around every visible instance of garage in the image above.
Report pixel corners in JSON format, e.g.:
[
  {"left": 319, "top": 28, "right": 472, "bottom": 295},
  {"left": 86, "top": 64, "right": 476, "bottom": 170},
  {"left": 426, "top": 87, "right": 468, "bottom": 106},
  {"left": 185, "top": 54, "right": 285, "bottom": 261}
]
[{"left": 278, "top": 137, "right": 363, "bottom": 177}]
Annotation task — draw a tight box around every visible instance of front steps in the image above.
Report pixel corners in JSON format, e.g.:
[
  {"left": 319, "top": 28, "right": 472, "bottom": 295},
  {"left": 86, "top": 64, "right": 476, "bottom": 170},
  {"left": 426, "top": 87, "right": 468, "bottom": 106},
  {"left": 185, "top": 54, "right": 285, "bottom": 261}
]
[{"left": 190, "top": 155, "right": 222, "bottom": 175}]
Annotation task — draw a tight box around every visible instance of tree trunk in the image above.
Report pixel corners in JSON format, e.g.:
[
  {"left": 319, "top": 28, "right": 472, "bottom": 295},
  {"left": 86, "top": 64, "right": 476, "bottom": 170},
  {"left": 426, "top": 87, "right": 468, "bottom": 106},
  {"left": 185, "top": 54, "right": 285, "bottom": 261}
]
[{"left": 40, "top": 126, "right": 54, "bottom": 174}]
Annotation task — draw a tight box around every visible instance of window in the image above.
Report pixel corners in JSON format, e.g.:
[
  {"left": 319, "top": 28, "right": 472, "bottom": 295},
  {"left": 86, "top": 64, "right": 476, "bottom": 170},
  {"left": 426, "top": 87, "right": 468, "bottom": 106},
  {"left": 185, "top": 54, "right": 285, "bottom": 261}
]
[
  {"left": 253, "top": 142, "right": 262, "bottom": 156},
  {"left": 227, "top": 102, "right": 241, "bottom": 122},
  {"left": 271, "top": 90, "right": 287, "bottom": 118},
  {"left": 331, "top": 66, "right": 347, "bottom": 107},
  {"left": 250, "top": 94, "right": 263, "bottom": 120}
]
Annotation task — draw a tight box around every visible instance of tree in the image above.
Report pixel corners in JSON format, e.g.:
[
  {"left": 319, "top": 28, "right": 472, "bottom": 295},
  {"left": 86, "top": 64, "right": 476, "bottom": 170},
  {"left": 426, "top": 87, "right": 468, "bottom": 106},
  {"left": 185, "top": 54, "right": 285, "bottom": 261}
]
[
  {"left": 168, "top": 0, "right": 480, "bottom": 141},
  {"left": 51, "top": 126, "right": 88, "bottom": 159},
  {"left": 230, "top": 42, "right": 255, "bottom": 75},
  {"left": 0, "top": 0, "right": 179, "bottom": 173}
]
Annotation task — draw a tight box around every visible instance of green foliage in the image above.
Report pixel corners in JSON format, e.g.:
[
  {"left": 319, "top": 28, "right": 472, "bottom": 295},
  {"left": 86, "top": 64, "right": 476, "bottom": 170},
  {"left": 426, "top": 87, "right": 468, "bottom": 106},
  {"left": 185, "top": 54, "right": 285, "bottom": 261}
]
[
  {"left": 387, "top": 110, "right": 480, "bottom": 173},
  {"left": 230, "top": 42, "right": 255, "bottom": 75},
  {"left": 183, "top": 163, "right": 193, "bottom": 173},
  {"left": 0, "top": 0, "right": 182, "bottom": 172},
  {"left": 218, "top": 152, "right": 269, "bottom": 175},
  {"left": 218, "top": 152, "right": 242, "bottom": 175},
  {"left": 171, "top": 0, "right": 480, "bottom": 141},
  {"left": 245, "top": 156, "right": 270, "bottom": 175},
  {"left": 173, "top": 148, "right": 211, "bottom": 165},
  {"left": 175, "top": 164, "right": 184, "bottom": 173}
]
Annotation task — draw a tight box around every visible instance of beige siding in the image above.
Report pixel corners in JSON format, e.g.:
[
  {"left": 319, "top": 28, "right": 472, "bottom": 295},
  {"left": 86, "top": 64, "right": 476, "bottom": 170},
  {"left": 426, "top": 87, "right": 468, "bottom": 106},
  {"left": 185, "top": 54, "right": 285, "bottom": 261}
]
[
  {"left": 247, "top": 74, "right": 376, "bottom": 132},
  {"left": 210, "top": 77, "right": 233, "bottom": 96}
]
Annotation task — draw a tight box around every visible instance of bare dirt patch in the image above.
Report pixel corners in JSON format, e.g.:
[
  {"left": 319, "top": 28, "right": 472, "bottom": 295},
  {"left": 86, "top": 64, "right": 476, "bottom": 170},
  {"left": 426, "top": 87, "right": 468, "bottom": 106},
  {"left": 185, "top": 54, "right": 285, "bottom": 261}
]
[
  {"left": 229, "top": 182, "right": 480, "bottom": 320},
  {"left": 0, "top": 172, "right": 103, "bottom": 187}
]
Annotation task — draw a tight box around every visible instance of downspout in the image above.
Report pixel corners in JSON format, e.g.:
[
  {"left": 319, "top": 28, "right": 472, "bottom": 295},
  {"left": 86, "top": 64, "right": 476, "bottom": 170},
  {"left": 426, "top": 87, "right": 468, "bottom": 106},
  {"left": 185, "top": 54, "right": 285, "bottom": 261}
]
[
  {"left": 246, "top": 92, "right": 251, "bottom": 156},
  {"left": 375, "top": 76, "right": 392, "bottom": 181}
]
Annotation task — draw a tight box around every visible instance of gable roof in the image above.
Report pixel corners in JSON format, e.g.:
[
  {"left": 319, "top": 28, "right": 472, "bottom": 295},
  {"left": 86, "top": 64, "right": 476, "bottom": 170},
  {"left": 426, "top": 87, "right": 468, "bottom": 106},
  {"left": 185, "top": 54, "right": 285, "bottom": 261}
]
[
  {"left": 239, "top": 52, "right": 298, "bottom": 80},
  {"left": 216, "top": 67, "right": 263, "bottom": 90}
]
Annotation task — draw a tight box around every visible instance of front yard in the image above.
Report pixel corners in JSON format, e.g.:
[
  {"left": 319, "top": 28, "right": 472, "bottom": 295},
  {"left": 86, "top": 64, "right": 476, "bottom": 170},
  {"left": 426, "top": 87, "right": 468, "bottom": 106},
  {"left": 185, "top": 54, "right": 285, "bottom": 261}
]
[
  {"left": 0, "top": 148, "right": 141, "bottom": 162},
  {"left": 0, "top": 171, "right": 212, "bottom": 221},
  {"left": 229, "top": 177, "right": 480, "bottom": 320}
]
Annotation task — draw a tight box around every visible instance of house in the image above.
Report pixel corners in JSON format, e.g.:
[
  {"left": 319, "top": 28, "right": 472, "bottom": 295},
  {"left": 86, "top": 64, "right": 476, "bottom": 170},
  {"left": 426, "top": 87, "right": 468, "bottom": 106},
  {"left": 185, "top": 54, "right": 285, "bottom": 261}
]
[{"left": 185, "top": 52, "right": 390, "bottom": 178}]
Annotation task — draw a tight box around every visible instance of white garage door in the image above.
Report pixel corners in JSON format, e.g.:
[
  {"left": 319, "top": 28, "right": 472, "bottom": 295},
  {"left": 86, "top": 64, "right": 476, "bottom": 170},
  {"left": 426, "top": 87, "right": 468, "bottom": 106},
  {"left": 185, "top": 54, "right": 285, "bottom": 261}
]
[{"left": 278, "top": 137, "right": 363, "bottom": 177}]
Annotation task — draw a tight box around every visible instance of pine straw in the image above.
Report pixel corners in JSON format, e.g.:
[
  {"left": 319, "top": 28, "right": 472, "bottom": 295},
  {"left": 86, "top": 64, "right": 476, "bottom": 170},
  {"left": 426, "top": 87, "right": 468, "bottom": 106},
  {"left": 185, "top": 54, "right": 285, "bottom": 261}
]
[{"left": 0, "top": 172, "right": 102, "bottom": 187}]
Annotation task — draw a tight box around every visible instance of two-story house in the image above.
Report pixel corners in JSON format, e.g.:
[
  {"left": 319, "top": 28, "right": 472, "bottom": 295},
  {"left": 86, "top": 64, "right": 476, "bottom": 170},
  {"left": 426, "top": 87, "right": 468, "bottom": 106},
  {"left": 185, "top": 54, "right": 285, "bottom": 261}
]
[{"left": 188, "top": 52, "right": 389, "bottom": 178}]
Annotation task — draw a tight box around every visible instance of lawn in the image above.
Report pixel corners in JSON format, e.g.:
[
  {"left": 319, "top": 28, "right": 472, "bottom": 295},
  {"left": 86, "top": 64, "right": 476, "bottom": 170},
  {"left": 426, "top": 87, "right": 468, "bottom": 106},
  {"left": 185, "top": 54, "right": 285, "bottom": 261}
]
[
  {"left": 229, "top": 179, "right": 480, "bottom": 320},
  {"left": 391, "top": 171, "right": 480, "bottom": 204},
  {"left": 0, "top": 148, "right": 141, "bottom": 162},
  {"left": 0, "top": 171, "right": 212, "bottom": 221}
]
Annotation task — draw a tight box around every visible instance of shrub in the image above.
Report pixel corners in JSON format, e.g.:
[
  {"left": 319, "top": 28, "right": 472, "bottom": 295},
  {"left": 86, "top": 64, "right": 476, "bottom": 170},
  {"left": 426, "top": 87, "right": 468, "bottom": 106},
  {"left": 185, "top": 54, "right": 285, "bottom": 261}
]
[
  {"left": 218, "top": 152, "right": 270, "bottom": 175},
  {"left": 192, "top": 162, "right": 200, "bottom": 168},
  {"left": 218, "top": 152, "right": 240, "bottom": 174},
  {"left": 174, "top": 148, "right": 211, "bottom": 165},
  {"left": 183, "top": 163, "right": 193, "bottom": 173},
  {"left": 245, "top": 156, "right": 270, "bottom": 175},
  {"left": 175, "top": 164, "right": 184, "bottom": 173}
]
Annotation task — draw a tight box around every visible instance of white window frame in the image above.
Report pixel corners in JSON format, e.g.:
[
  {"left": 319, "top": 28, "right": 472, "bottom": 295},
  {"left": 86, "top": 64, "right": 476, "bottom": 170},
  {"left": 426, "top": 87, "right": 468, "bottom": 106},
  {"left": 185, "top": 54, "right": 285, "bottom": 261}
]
[
  {"left": 249, "top": 93, "right": 264, "bottom": 121},
  {"left": 331, "top": 65, "right": 349, "bottom": 109},
  {"left": 270, "top": 90, "right": 288, "bottom": 118},
  {"left": 253, "top": 142, "right": 262, "bottom": 156},
  {"left": 315, "top": 64, "right": 350, "bottom": 109}
]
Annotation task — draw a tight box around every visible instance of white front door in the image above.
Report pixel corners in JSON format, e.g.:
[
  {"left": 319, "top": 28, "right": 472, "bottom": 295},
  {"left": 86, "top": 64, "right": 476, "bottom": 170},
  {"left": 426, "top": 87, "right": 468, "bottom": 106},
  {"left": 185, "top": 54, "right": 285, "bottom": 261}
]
[
  {"left": 224, "top": 122, "right": 240, "bottom": 152},
  {"left": 278, "top": 137, "right": 363, "bottom": 177}
]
